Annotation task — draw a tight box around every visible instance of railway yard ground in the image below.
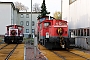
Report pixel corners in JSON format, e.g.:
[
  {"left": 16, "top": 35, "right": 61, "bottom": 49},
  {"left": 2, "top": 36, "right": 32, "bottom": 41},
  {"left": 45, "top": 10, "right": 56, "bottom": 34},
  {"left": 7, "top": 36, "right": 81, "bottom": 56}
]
[
  {"left": 0, "top": 44, "right": 24, "bottom": 60},
  {"left": 0, "top": 40, "right": 90, "bottom": 60},
  {"left": 38, "top": 44, "right": 90, "bottom": 60}
]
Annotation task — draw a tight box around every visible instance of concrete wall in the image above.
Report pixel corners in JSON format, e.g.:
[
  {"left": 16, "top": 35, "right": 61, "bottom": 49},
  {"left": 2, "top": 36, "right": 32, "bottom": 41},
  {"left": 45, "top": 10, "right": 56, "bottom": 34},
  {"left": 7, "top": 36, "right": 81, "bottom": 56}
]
[
  {"left": 11, "top": 4, "right": 14, "bottom": 25},
  {"left": 13, "top": 9, "right": 20, "bottom": 25},
  {"left": 0, "top": 4, "right": 12, "bottom": 35}
]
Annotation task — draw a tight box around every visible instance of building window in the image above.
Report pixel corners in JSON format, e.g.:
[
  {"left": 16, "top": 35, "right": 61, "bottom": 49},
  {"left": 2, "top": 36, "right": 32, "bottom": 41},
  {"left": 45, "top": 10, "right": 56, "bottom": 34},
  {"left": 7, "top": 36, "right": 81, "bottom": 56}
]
[
  {"left": 81, "top": 29, "right": 83, "bottom": 36},
  {"left": 26, "top": 21, "right": 29, "bottom": 26},
  {"left": 87, "top": 29, "right": 89, "bottom": 36},
  {"left": 69, "top": 0, "right": 76, "bottom": 4},
  {"left": 26, "top": 14, "right": 29, "bottom": 18},
  {"left": 78, "top": 29, "right": 80, "bottom": 36},
  {"left": 26, "top": 29, "right": 29, "bottom": 33},
  {"left": 32, "top": 29, "right": 34, "bottom": 33},
  {"left": 73, "top": 30, "right": 75, "bottom": 36},
  {"left": 32, "top": 21, "right": 34, "bottom": 26},
  {"left": 21, "top": 14, "right": 24, "bottom": 18},
  {"left": 84, "top": 29, "right": 86, "bottom": 36},
  {"left": 20, "top": 21, "right": 23, "bottom": 26},
  {"left": 40, "top": 18, "right": 45, "bottom": 22}
]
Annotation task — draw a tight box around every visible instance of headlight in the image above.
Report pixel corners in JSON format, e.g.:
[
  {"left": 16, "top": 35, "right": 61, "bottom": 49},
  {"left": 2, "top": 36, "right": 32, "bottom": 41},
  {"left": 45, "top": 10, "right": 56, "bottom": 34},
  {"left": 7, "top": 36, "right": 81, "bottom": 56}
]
[
  {"left": 5, "top": 35, "right": 7, "bottom": 36},
  {"left": 46, "top": 32, "right": 49, "bottom": 35},
  {"left": 20, "top": 33, "right": 23, "bottom": 36},
  {"left": 20, "top": 34, "right": 23, "bottom": 36},
  {"left": 5, "top": 33, "right": 8, "bottom": 36},
  {"left": 56, "top": 22, "right": 58, "bottom": 25},
  {"left": 59, "top": 22, "right": 62, "bottom": 25}
]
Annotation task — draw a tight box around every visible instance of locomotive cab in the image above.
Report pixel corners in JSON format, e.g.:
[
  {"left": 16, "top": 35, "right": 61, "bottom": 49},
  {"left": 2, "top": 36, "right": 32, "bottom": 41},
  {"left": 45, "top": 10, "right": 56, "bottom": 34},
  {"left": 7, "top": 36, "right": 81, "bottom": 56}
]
[{"left": 43, "top": 21, "right": 51, "bottom": 38}]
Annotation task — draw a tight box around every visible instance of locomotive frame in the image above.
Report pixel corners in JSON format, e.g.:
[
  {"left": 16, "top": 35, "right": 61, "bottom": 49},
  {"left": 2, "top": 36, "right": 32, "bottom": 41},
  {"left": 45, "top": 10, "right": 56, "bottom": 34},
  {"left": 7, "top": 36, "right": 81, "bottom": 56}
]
[{"left": 4, "top": 25, "right": 24, "bottom": 44}]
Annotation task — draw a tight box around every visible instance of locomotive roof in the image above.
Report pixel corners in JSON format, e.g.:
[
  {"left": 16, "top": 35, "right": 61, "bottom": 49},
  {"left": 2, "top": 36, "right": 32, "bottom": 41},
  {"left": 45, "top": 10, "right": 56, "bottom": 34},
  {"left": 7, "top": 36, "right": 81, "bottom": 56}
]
[
  {"left": 6, "top": 25, "right": 23, "bottom": 27},
  {"left": 38, "top": 20, "right": 52, "bottom": 24},
  {"left": 40, "top": 19, "right": 67, "bottom": 22},
  {"left": 37, "top": 16, "right": 55, "bottom": 20},
  {"left": 38, "top": 19, "right": 67, "bottom": 25},
  {"left": 58, "top": 20, "right": 67, "bottom": 22}
]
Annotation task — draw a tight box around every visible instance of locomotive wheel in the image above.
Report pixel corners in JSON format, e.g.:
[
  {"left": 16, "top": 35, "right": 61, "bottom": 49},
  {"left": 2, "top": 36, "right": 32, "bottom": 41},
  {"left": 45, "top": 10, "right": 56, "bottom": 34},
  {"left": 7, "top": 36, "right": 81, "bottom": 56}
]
[
  {"left": 43, "top": 39, "right": 46, "bottom": 46},
  {"left": 44, "top": 39, "right": 52, "bottom": 49},
  {"left": 17, "top": 37, "right": 23, "bottom": 44},
  {"left": 40, "top": 39, "right": 43, "bottom": 45},
  {"left": 42, "top": 39, "right": 44, "bottom": 45},
  {"left": 4, "top": 40, "right": 8, "bottom": 44},
  {"left": 4, "top": 36, "right": 10, "bottom": 44},
  {"left": 65, "top": 39, "right": 70, "bottom": 50},
  {"left": 18, "top": 40, "right": 23, "bottom": 44},
  {"left": 42, "top": 39, "right": 45, "bottom": 46}
]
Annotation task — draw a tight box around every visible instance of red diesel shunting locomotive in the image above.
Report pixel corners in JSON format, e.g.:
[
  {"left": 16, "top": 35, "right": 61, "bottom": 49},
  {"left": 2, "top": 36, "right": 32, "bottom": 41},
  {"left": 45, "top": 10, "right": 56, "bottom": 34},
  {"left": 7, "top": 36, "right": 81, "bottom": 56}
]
[
  {"left": 37, "top": 16, "right": 75, "bottom": 49},
  {"left": 4, "top": 24, "right": 24, "bottom": 44}
]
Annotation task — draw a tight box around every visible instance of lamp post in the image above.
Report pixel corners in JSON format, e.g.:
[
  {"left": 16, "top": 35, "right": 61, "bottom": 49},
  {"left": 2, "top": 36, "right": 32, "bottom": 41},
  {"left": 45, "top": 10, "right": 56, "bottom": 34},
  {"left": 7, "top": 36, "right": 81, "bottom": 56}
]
[
  {"left": 31, "top": 0, "right": 32, "bottom": 40},
  {"left": 61, "top": 0, "right": 62, "bottom": 20},
  {"left": 31, "top": 0, "right": 36, "bottom": 60}
]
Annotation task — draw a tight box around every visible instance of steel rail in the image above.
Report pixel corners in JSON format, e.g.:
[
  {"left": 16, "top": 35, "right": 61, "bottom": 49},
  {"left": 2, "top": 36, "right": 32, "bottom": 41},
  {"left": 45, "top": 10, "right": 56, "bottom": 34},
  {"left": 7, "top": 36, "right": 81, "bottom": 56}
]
[
  {"left": 52, "top": 50, "right": 90, "bottom": 60},
  {"left": 52, "top": 51, "right": 66, "bottom": 60},
  {"left": 5, "top": 44, "right": 18, "bottom": 60},
  {"left": 0, "top": 44, "right": 9, "bottom": 50},
  {"left": 69, "top": 51, "right": 90, "bottom": 60}
]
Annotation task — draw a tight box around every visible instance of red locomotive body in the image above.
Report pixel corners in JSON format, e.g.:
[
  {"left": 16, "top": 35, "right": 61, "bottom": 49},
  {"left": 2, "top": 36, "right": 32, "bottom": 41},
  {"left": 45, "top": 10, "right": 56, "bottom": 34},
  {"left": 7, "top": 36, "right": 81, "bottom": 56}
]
[
  {"left": 37, "top": 16, "right": 75, "bottom": 49},
  {"left": 4, "top": 24, "right": 24, "bottom": 44},
  {"left": 50, "top": 20, "right": 68, "bottom": 36}
]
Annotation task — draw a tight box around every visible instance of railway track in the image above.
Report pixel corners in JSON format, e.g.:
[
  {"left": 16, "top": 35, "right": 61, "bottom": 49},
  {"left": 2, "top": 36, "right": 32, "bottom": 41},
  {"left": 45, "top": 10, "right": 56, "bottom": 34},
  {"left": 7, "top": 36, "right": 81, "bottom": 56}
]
[
  {"left": 0, "top": 44, "right": 9, "bottom": 50},
  {"left": 0, "top": 44, "right": 18, "bottom": 60},
  {"left": 9, "top": 44, "right": 24, "bottom": 60},
  {"left": 38, "top": 45, "right": 90, "bottom": 60},
  {"left": 52, "top": 50, "right": 90, "bottom": 60},
  {"left": 5, "top": 44, "right": 18, "bottom": 60}
]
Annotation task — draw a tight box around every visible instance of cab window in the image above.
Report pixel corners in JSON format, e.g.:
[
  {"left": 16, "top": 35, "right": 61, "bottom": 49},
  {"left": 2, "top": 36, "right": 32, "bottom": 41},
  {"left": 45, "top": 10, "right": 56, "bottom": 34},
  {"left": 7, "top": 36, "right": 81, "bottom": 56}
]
[
  {"left": 44, "top": 22, "right": 50, "bottom": 27},
  {"left": 40, "top": 18, "right": 45, "bottom": 22}
]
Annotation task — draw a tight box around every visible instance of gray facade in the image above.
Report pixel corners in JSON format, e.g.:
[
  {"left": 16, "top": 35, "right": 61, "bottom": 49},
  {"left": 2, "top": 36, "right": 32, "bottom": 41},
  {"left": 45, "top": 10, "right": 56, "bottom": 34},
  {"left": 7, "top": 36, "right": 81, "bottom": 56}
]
[
  {"left": 0, "top": 2, "right": 40, "bottom": 38},
  {"left": 18, "top": 12, "right": 40, "bottom": 38}
]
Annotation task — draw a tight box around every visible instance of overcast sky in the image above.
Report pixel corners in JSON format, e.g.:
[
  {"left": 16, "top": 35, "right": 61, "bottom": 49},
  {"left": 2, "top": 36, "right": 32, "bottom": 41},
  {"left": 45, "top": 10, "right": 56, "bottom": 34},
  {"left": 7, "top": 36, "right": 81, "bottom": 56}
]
[{"left": 1, "top": 0, "right": 61, "bottom": 16}]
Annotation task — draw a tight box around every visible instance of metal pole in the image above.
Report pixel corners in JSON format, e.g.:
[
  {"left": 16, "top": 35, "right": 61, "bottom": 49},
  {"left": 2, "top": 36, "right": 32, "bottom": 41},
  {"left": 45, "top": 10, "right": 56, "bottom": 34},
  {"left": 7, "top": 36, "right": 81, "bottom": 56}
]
[
  {"left": 34, "top": 35, "right": 36, "bottom": 60},
  {"left": 61, "top": 0, "right": 62, "bottom": 20},
  {"left": 31, "top": 0, "right": 32, "bottom": 41},
  {"left": 24, "top": 42, "right": 26, "bottom": 60},
  {"left": 31, "top": 0, "right": 36, "bottom": 59}
]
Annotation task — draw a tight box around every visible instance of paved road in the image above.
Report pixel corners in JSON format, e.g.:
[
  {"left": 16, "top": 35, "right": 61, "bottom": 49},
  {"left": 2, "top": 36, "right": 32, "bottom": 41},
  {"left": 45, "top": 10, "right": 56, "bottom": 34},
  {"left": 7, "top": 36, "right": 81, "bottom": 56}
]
[{"left": 26, "top": 43, "right": 46, "bottom": 60}]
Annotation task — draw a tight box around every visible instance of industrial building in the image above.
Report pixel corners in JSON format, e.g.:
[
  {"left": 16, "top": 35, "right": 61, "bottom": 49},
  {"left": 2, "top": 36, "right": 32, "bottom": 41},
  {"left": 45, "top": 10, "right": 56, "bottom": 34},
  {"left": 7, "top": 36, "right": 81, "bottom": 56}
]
[{"left": 62, "top": 0, "right": 90, "bottom": 49}]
